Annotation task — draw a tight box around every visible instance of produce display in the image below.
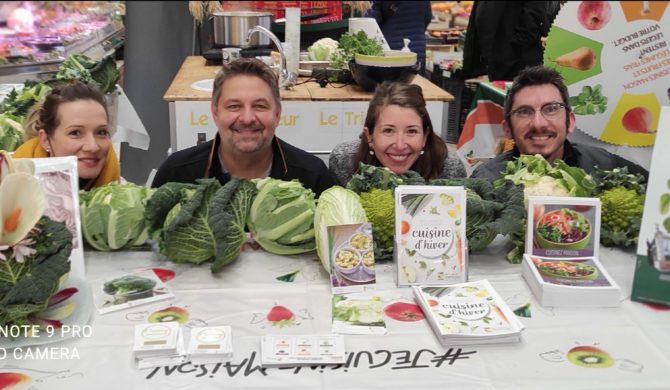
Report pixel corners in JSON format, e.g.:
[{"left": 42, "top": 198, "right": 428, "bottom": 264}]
[
  {"left": 0, "top": 2, "right": 123, "bottom": 66},
  {"left": 0, "top": 53, "right": 120, "bottom": 151}
]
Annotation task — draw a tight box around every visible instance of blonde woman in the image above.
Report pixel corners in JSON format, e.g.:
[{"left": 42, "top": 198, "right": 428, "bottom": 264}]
[{"left": 13, "top": 82, "right": 120, "bottom": 189}]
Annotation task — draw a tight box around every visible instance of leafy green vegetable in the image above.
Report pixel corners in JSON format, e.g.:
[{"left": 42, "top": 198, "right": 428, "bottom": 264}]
[
  {"left": 495, "top": 154, "right": 596, "bottom": 203},
  {"left": 54, "top": 54, "right": 119, "bottom": 94},
  {"left": 0, "top": 113, "right": 23, "bottom": 151},
  {"left": 314, "top": 186, "right": 368, "bottom": 271},
  {"left": 103, "top": 275, "right": 156, "bottom": 296},
  {"left": 430, "top": 178, "right": 525, "bottom": 252},
  {"left": 0, "top": 217, "right": 72, "bottom": 328},
  {"left": 0, "top": 83, "right": 51, "bottom": 117},
  {"left": 145, "top": 178, "right": 256, "bottom": 273},
  {"left": 592, "top": 167, "right": 647, "bottom": 247},
  {"left": 347, "top": 163, "right": 425, "bottom": 194},
  {"left": 80, "top": 183, "right": 155, "bottom": 251},
  {"left": 569, "top": 84, "right": 608, "bottom": 116},
  {"left": 247, "top": 178, "right": 317, "bottom": 255},
  {"left": 330, "top": 30, "right": 384, "bottom": 70},
  {"left": 209, "top": 178, "right": 257, "bottom": 273}
]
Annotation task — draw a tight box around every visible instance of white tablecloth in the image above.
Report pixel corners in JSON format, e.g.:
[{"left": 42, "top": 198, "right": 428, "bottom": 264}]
[{"left": 1, "top": 239, "right": 669, "bottom": 389}]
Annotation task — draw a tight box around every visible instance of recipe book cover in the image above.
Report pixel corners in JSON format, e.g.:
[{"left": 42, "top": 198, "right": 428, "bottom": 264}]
[
  {"left": 413, "top": 279, "right": 522, "bottom": 337},
  {"left": 92, "top": 269, "right": 174, "bottom": 314},
  {"left": 328, "top": 223, "right": 376, "bottom": 294},
  {"left": 526, "top": 197, "right": 601, "bottom": 258},
  {"left": 522, "top": 254, "right": 617, "bottom": 288},
  {"left": 395, "top": 185, "right": 467, "bottom": 286},
  {"left": 633, "top": 107, "right": 670, "bottom": 306}
]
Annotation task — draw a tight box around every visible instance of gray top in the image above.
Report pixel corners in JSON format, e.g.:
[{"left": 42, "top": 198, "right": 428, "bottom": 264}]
[{"left": 328, "top": 139, "right": 467, "bottom": 186}]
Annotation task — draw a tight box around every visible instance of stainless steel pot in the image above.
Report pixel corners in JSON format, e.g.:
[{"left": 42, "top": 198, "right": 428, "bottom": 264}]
[{"left": 211, "top": 11, "right": 273, "bottom": 48}]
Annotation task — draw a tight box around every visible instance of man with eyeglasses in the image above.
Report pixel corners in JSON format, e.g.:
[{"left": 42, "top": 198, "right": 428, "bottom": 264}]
[{"left": 471, "top": 66, "right": 648, "bottom": 181}]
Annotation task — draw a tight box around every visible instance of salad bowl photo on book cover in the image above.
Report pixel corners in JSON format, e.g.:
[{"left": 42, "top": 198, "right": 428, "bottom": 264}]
[
  {"left": 526, "top": 197, "right": 601, "bottom": 258},
  {"left": 524, "top": 255, "right": 615, "bottom": 287},
  {"left": 395, "top": 186, "right": 467, "bottom": 286}
]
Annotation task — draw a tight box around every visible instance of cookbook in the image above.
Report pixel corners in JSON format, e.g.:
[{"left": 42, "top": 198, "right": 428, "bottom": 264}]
[
  {"left": 413, "top": 279, "right": 524, "bottom": 346},
  {"left": 395, "top": 185, "right": 468, "bottom": 286}
]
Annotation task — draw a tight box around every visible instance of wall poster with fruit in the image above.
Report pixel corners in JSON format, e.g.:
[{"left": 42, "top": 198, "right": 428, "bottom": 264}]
[
  {"left": 544, "top": 1, "right": 670, "bottom": 147},
  {"left": 632, "top": 107, "right": 670, "bottom": 306}
]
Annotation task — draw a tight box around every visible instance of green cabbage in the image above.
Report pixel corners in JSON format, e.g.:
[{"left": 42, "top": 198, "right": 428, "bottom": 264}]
[
  {"left": 247, "top": 178, "right": 317, "bottom": 255},
  {"left": 80, "top": 183, "right": 155, "bottom": 251},
  {"left": 308, "top": 37, "right": 339, "bottom": 61},
  {"left": 314, "top": 186, "right": 368, "bottom": 271},
  {"left": 144, "top": 178, "right": 257, "bottom": 273}
]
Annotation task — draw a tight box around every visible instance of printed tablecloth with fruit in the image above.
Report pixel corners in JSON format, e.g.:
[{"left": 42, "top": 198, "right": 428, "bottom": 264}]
[
  {"left": 545, "top": 1, "right": 670, "bottom": 146},
  {"left": 0, "top": 243, "right": 669, "bottom": 389}
]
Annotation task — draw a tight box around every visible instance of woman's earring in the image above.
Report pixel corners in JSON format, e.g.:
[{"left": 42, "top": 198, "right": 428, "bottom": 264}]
[
  {"left": 420, "top": 150, "right": 425, "bottom": 155},
  {"left": 369, "top": 150, "right": 374, "bottom": 156}
]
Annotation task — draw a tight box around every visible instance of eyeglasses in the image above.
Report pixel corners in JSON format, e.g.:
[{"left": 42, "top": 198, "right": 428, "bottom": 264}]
[{"left": 508, "top": 102, "right": 567, "bottom": 122}]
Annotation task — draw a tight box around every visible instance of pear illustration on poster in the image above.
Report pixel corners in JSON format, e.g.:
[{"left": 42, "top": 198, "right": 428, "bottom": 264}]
[{"left": 544, "top": 1, "right": 670, "bottom": 146}]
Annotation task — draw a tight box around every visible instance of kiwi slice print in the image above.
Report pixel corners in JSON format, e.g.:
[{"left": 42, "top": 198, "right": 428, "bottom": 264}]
[{"left": 566, "top": 346, "right": 614, "bottom": 368}]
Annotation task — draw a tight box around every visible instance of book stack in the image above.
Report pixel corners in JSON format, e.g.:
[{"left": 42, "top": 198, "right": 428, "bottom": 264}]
[
  {"left": 522, "top": 197, "right": 621, "bottom": 307},
  {"left": 522, "top": 255, "right": 621, "bottom": 307},
  {"left": 413, "top": 279, "right": 524, "bottom": 346},
  {"left": 260, "top": 334, "right": 346, "bottom": 368},
  {"left": 133, "top": 322, "right": 186, "bottom": 369},
  {"left": 187, "top": 326, "right": 233, "bottom": 365}
]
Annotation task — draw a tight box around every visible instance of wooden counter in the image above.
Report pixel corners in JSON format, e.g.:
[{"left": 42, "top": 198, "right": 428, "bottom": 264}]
[
  {"left": 164, "top": 56, "right": 454, "bottom": 102},
  {"left": 166, "top": 56, "right": 456, "bottom": 156}
]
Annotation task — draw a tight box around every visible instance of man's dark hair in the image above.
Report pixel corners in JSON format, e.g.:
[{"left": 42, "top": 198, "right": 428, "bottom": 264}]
[
  {"left": 212, "top": 57, "right": 281, "bottom": 108},
  {"left": 504, "top": 66, "right": 571, "bottom": 128}
]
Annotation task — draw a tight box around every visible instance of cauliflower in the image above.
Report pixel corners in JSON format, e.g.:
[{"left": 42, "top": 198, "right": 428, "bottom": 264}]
[
  {"left": 522, "top": 176, "right": 571, "bottom": 205},
  {"left": 359, "top": 188, "right": 395, "bottom": 259},
  {"left": 600, "top": 187, "right": 644, "bottom": 247},
  {"left": 307, "top": 38, "right": 339, "bottom": 61}
]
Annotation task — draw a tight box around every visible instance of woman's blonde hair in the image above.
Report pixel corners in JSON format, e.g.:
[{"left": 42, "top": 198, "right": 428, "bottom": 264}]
[{"left": 22, "top": 81, "right": 108, "bottom": 141}]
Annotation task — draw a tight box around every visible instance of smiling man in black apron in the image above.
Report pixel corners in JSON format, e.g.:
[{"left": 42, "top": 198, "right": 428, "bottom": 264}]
[{"left": 152, "top": 58, "right": 336, "bottom": 197}]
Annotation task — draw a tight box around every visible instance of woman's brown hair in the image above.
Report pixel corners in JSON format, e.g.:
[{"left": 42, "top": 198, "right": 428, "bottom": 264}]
[
  {"left": 23, "top": 81, "right": 108, "bottom": 140},
  {"left": 353, "top": 81, "right": 448, "bottom": 179}
]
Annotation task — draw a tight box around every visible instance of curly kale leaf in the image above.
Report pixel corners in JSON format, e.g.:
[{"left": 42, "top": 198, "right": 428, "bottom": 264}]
[
  {"left": 347, "top": 163, "right": 425, "bottom": 194},
  {"left": 144, "top": 181, "right": 199, "bottom": 238},
  {"left": 0, "top": 217, "right": 72, "bottom": 327},
  {"left": 210, "top": 178, "right": 257, "bottom": 273}
]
